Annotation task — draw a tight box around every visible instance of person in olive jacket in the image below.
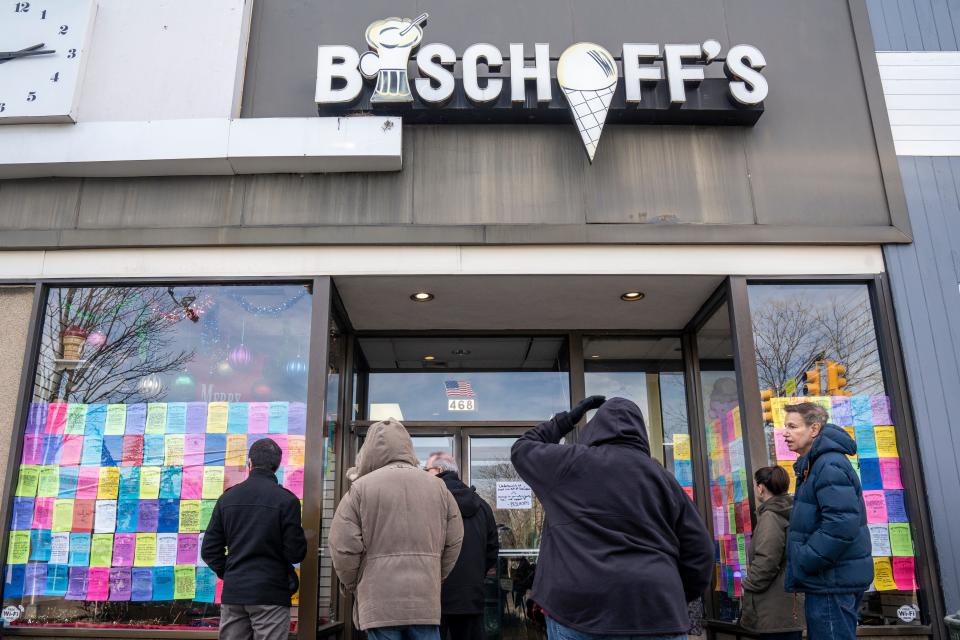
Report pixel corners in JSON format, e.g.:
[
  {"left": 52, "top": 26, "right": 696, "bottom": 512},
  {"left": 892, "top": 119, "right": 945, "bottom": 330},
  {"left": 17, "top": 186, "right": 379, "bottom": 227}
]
[
  {"left": 201, "top": 438, "right": 307, "bottom": 640},
  {"left": 740, "top": 466, "right": 804, "bottom": 639},
  {"left": 783, "top": 402, "right": 873, "bottom": 640},
  {"left": 511, "top": 396, "right": 714, "bottom": 639}
]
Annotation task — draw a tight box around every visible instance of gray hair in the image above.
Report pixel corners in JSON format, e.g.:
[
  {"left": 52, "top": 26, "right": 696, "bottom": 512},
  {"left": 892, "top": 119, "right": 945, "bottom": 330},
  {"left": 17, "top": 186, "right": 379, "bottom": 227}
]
[
  {"left": 784, "top": 402, "right": 829, "bottom": 428},
  {"left": 427, "top": 451, "right": 459, "bottom": 474}
]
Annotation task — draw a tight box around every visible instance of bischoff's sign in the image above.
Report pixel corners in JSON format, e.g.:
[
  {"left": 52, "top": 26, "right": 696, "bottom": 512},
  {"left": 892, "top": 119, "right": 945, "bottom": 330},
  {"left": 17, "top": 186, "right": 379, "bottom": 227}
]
[{"left": 315, "top": 14, "right": 768, "bottom": 161}]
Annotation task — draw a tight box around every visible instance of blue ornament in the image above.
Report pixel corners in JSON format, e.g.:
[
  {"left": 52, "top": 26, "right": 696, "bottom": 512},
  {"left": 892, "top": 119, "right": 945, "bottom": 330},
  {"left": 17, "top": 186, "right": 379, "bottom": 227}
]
[{"left": 285, "top": 357, "right": 308, "bottom": 379}]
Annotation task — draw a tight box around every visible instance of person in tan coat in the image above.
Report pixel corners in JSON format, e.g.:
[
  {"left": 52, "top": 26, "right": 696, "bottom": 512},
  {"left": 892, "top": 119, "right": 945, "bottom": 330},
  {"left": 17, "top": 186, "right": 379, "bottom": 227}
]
[{"left": 330, "top": 419, "right": 464, "bottom": 640}]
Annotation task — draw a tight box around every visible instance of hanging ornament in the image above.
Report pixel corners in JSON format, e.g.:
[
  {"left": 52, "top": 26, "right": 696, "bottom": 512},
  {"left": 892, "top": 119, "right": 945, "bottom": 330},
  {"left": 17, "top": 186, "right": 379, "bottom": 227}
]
[
  {"left": 228, "top": 319, "right": 252, "bottom": 369},
  {"left": 60, "top": 325, "right": 89, "bottom": 360},
  {"left": 285, "top": 357, "right": 308, "bottom": 379},
  {"left": 137, "top": 374, "right": 164, "bottom": 396},
  {"left": 216, "top": 361, "right": 234, "bottom": 377},
  {"left": 86, "top": 331, "right": 107, "bottom": 349}
]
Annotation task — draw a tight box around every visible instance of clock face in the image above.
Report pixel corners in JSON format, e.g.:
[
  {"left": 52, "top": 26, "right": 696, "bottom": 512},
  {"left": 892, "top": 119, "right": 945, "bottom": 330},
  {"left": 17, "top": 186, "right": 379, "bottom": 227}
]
[{"left": 0, "top": 0, "right": 97, "bottom": 124}]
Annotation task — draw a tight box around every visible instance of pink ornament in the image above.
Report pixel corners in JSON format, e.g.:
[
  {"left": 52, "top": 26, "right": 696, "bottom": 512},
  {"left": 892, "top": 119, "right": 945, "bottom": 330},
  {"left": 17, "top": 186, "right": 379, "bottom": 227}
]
[
  {"left": 86, "top": 331, "right": 107, "bottom": 349},
  {"left": 228, "top": 344, "right": 252, "bottom": 369}
]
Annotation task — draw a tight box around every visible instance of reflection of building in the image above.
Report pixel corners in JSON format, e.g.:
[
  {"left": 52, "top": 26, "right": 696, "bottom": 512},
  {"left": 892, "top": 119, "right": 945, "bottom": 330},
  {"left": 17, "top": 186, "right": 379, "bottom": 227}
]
[{"left": 0, "top": 1, "right": 955, "bottom": 639}]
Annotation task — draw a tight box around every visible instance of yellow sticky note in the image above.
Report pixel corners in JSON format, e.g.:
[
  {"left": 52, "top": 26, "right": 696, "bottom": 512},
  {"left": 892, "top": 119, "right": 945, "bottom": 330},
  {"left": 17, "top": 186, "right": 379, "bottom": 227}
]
[
  {"left": 288, "top": 436, "right": 306, "bottom": 467},
  {"left": 225, "top": 435, "right": 247, "bottom": 466},
  {"left": 873, "top": 557, "right": 897, "bottom": 591},
  {"left": 291, "top": 567, "right": 301, "bottom": 605},
  {"left": 90, "top": 533, "right": 114, "bottom": 567},
  {"left": 37, "top": 465, "right": 60, "bottom": 497},
  {"left": 7, "top": 530, "right": 30, "bottom": 565},
  {"left": 179, "top": 500, "right": 201, "bottom": 533},
  {"left": 134, "top": 533, "right": 157, "bottom": 567},
  {"left": 140, "top": 466, "right": 162, "bottom": 499},
  {"left": 202, "top": 467, "right": 225, "bottom": 500},
  {"left": 97, "top": 466, "right": 120, "bottom": 499},
  {"left": 15, "top": 465, "right": 40, "bottom": 497},
  {"left": 105, "top": 404, "right": 127, "bottom": 435},
  {"left": 206, "top": 402, "right": 228, "bottom": 433},
  {"left": 771, "top": 397, "right": 788, "bottom": 428},
  {"left": 874, "top": 426, "right": 899, "bottom": 458},
  {"left": 145, "top": 402, "right": 168, "bottom": 434},
  {"left": 52, "top": 498, "right": 75, "bottom": 532},
  {"left": 672, "top": 434, "right": 691, "bottom": 461},
  {"left": 777, "top": 461, "right": 797, "bottom": 494},
  {"left": 164, "top": 435, "right": 185, "bottom": 466}
]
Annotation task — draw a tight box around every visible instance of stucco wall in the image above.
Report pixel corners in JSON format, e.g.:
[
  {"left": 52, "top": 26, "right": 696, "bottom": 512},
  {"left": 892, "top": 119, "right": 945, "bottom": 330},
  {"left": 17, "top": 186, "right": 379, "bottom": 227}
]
[{"left": 0, "top": 288, "right": 35, "bottom": 498}]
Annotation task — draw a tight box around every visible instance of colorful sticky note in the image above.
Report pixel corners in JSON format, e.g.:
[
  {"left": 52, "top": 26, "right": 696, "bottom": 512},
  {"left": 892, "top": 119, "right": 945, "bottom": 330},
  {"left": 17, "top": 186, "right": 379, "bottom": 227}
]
[
  {"left": 132, "top": 567, "right": 153, "bottom": 600},
  {"left": 119, "top": 466, "right": 140, "bottom": 500},
  {"left": 184, "top": 434, "right": 205, "bottom": 466},
  {"left": 138, "top": 500, "right": 159, "bottom": 532},
  {"left": 889, "top": 523, "right": 914, "bottom": 557},
  {"left": 66, "top": 404, "right": 88, "bottom": 435},
  {"left": 112, "top": 532, "right": 136, "bottom": 567},
  {"left": 122, "top": 435, "right": 145, "bottom": 466},
  {"left": 166, "top": 403, "right": 187, "bottom": 434},
  {"left": 224, "top": 465, "right": 248, "bottom": 490},
  {"left": 227, "top": 402, "right": 249, "bottom": 434},
  {"left": 274, "top": 435, "right": 289, "bottom": 465},
  {"left": 140, "top": 466, "right": 162, "bottom": 499},
  {"left": 160, "top": 466, "right": 182, "bottom": 499},
  {"left": 53, "top": 498, "right": 75, "bottom": 532},
  {"left": 202, "top": 467, "right": 225, "bottom": 499},
  {"left": 206, "top": 402, "right": 228, "bottom": 433},
  {"left": 65, "top": 566, "right": 88, "bottom": 600},
  {"left": 179, "top": 500, "right": 202, "bottom": 533},
  {"left": 71, "top": 499, "right": 95, "bottom": 532},
  {"left": 134, "top": 533, "right": 157, "bottom": 567},
  {"left": 97, "top": 466, "right": 120, "bottom": 499},
  {"left": 11, "top": 497, "right": 35, "bottom": 530},
  {"left": 60, "top": 434, "right": 84, "bottom": 466},
  {"left": 225, "top": 434, "right": 247, "bottom": 466},
  {"left": 186, "top": 403, "right": 207, "bottom": 433},
  {"left": 893, "top": 557, "right": 917, "bottom": 590},
  {"left": 94, "top": 499, "right": 118, "bottom": 533},
  {"left": 25, "top": 562, "right": 48, "bottom": 596},
  {"left": 32, "top": 497, "right": 54, "bottom": 529},
  {"left": 156, "top": 533, "right": 178, "bottom": 566},
  {"left": 105, "top": 404, "right": 127, "bottom": 435},
  {"left": 38, "top": 465, "right": 61, "bottom": 497},
  {"left": 68, "top": 533, "right": 91, "bottom": 566},
  {"left": 288, "top": 435, "right": 306, "bottom": 467},
  {"left": 141, "top": 434, "right": 165, "bottom": 466},
  {"left": 84, "top": 404, "right": 106, "bottom": 436},
  {"left": 125, "top": 403, "right": 147, "bottom": 436},
  {"left": 863, "top": 490, "right": 889, "bottom": 526},
  {"left": 15, "top": 465, "right": 40, "bottom": 497},
  {"left": 174, "top": 564, "right": 196, "bottom": 600},
  {"left": 162, "top": 434, "right": 184, "bottom": 466},
  {"left": 80, "top": 434, "right": 103, "bottom": 466},
  {"left": 874, "top": 426, "right": 898, "bottom": 458},
  {"left": 268, "top": 402, "right": 289, "bottom": 434},
  {"left": 46, "top": 563, "right": 70, "bottom": 596},
  {"left": 873, "top": 556, "right": 897, "bottom": 591},
  {"left": 87, "top": 566, "right": 110, "bottom": 601},
  {"left": 248, "top": 403, "right": 269, "bottom": 433},
  {"left": 181, "top": 466, "right": 203, "bottom": 499},
  {"left": 117, "top": 499, "right": 139, "bottom": 533},
  {"left": 7, "top": 530, "right": 30, "bottom": 564},
  {"left": 76, "top": 466, "right": 100, "bottom": 499},
  {"left": 859, "top": 458, "right": 883, "bottom": 490},
  {"left": 885, "top": 490, "right": 909, "bottom": 522},
  {"left": 153, "top": 566, "right": 175, "bottom": 600},
  {"left": 101, "top": 435, "right": 124, "bottom": 466},
  {"left": 199, "top": 500, "right": 216, "bottom": 530},
  {"left": 158, "top": 499, "right": 180, "bottom": 533},
  {"left": 195, "top": 566, "right": 217, "bottom": 603},
  {"left": 41, "top": 434, "right": 63, "bottom": 465},
  {"left": 22, "top": 434, "right": 43, "bottom": 465},
  {"left": 46, "top": 402, "right": 68, "bottom": 434},
  {"left": 285, "top": 467, "right": 304, "bottom": 499},
  {"left": 58, "top": 466, "right": 79, "bottom": 498},
  {"left": 854, "top": 424, "right": 878, "bottom": 458},
  {"left": 868, "top": 523, "right": 891, "bottom": 556},
  {"left": 880, "top": 458, "right": 904, "bottom": 490},
  {"left": 4, "top": 564, "right": 26, "bottom": 599},
  {"left": 108, "top": 566, "right": 133, "bottom": 601},
  {"left": 674, "top": 459, "right": 693, "bottom": 486},
  {"left": 145, "top": 403, "right": 168, "bottom": 435},
  {"left": 176, "top": 533, "right": 199, "bottom": 565},
  {"left": 205, "top": 433, "right": 226, "bottom": 465},
  {"left": 90, "top": 533, "right": 114, "bottom": 567},
  {"left": 871, "top": 395, "right": 892, "bottom": 425},
  {"left": 49, "top": 531, "right": 71, "bottom": 564},
  {"left": 26, "top": 402, "right": 48, "bottom": 434},
  {"left": 288, "top": 402, "right": 306, "bottom": 435}
]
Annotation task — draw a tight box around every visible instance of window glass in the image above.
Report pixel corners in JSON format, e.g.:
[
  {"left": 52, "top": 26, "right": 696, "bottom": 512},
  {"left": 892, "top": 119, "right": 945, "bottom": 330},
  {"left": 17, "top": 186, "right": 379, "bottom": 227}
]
[
  {"left": 583, "top": 337, "right": 693, "bottom": 498},
  {"left": 749, "top": 283, "right": 921, "bottom": 625},
  {"left": 4, "top": 284, "right": 312, "bottom": 631},
  {"left": 318, "top": 318, "right": 343, "bottom": 628}
]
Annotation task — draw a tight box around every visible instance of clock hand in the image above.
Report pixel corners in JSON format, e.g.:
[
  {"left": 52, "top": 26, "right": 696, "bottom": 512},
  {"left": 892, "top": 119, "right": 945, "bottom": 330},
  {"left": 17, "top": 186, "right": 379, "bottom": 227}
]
[{"left": 0, "top": 43, "right": 56, "bottom": 64}]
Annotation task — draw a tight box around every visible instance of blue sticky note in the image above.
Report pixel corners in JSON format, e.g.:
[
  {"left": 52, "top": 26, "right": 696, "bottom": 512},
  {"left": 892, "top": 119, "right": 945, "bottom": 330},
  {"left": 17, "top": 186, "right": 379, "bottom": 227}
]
[
  {"left": 24, "top": 563, "right": 47, "bottom": 596},
  {"left": 69, "top": 533, "right": 91, "bottom": 566},
  {"left": 42, "top": 434, "right": 63, "bottom": 465},
  {"left": 160, "top": 467, "right": 182, "bottom": 499},
  {"left": 125, "top": 403, "right": 147, "bottom": 435},
  {"left": 854, "top": 424, "right": 878, "bottom": 458},
  {"left": 268, "top": 402, "right": 289, "bottom": 434},
  {"left": 46, "top": 564, "right": 69, "bottom": 596},
  {"left": 227, "top": 403, "right": 249, "bottom": 434},
  {"left": 152, "top": 566, "right": 175, "bottom": 601},
  {"left": 674, "top": 460, "right": 693, "bottom": 487},
  {"left": 204, "top": 433, "right": 226, "bottom": 465},
  {"left": 138, "top": 500, "right": 159, "bottom": 532},
  {"left": 166, "top": 403, "right": 187, "bottom": 434},
  {"left": 11, "top": 497, "right": 35, "bottom": 530},
  {"left": 132, "top": 567, "right": 153, "bottom": 601},
  {"left": 101, "top": 435, "right": 124, "bottom": 466},
  {"left": 851, "top": 396, "right": 873, "bottom": 426},
  {"left": 119, "top": 467, "right": 140, "bottom": 500},
  {"left": 59, "top": 466, "right": 80, "bottom": 498},
  {"left": 143, "top": 435, "right": 165, "bottom": 466},
  {"left": 116, "top": 500, "right": 139, "bottom": 533},
  {"left": 859, "top": 458, "right": 883, "bottom": 490},
  {"left": 30, "top": 529, "right": 52, "bottom": 562},
  {"left": 275, "top": 467, "right": 284, "bottom": 485},
  {"left": 195, "top": 566, "right": 217, "bottom": 603},
  {"left": 4, "top": 564, "right": 26, "bottom": 599},
  {"left": 81, "top": 434, "right": 104, "bottom": 466},
  {"left": 885, "top": 490, "right": 909, "bottom": 523},
  {"left": 157, "top": 499, "right": 180, "bottom": 533},
  {"left": 85, "top": 405, "right": 107, "bottom": 436}
]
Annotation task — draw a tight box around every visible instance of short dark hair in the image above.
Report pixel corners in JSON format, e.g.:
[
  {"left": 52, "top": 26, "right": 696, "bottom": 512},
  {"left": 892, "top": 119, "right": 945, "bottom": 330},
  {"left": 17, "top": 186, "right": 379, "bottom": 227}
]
[
  {"left": 249, "top": 438, "right": 282, "bottom": 472},
  {"left": 784, "top": 402, "right": 828, "bottom": 428},
  {"left": 755, "top": 465, "right": 790, "bottom": 496}
]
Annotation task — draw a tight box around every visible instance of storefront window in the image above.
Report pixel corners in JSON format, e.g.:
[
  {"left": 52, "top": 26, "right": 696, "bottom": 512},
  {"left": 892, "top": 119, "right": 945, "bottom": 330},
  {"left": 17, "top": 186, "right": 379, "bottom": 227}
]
[
  {"left": 360, "top": 337, "right": 570, "bottom": 421},
  {"left": 583, "top": 336, "right": 693, "bottom": 497},
  {"left": 697, "top": 303, "right": 748, "bottom": 623},
  {"left": 318, "top": 318, "right": 343, "bottom": 628},
  {"left": 4, "top": 284, "right": 312, "bottom": 631},
  {"left": 749, "top": 283, "right": 921, "bottom": 625}
]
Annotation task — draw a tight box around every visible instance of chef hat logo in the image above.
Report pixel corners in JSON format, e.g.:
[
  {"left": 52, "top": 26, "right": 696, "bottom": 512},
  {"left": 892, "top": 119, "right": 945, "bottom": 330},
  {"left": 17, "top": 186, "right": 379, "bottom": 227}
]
[{"left": 358, "top": 14, "right": 428, "bottom": 104}]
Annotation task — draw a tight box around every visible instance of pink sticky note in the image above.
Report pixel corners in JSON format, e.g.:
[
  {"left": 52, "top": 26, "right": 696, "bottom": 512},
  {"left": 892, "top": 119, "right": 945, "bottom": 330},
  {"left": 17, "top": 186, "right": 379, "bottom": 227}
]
[
  {"left": 773, "top": 430, "right": 798, "bottom": 461},
  {"left": 893, "top": 557, "right": 917, "bottom": 590},
  {"left": 880, "top": 458, "right": 903, "bottom": 490},
  {"left": 87, "top": 567, "right": 110, "bottom": 601},
  {"left": 60, "top": 434, "right": 84, "bottom": 466},
  {"left": 181, "top": 466, "right": 203, "bottom": 499},
  {"left": 272, "top": 435, "right": 288, "bottom": 465},
  {"left": 248, "top": 403, "right": 269, "bottom": 433},
  {"left": 183, "top": 435, "right": 205, "bottom": 466},
  {"left": 22, "top": 434, "right": 44, "bottom": 465},
  {"left": 215, "top": 577, "right": 223, "bottom": 604},
  {"left": 863, "top": 490, "right": 888, "bottom": 524},
  {"left": 285, "top": 467, "right": 304, "bottom": 499},
  {"left": 33, "top": 497, "right": 54, "bottom": 529},
  {"left": 112, "top": 533, "right": 136, "bottom": 567},
  {"left": 177, "top": 534, "right": 199, "bottom": 565},
  {"left": 224, "top": 466, "right": 248, "bottom": 490},
  {"left": 46, "top": 403, "right": 68, "bottom": 434},
  {"left": 76, "top": 467, "right": 100, "bottom": 500}
]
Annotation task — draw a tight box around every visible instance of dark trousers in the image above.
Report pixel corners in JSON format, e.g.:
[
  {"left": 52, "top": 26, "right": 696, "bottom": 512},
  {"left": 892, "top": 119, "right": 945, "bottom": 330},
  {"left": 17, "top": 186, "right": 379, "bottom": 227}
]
[
  {"left": 804, "top": 593, "right": 863, "bottom": 640},
  {"left": 441, "top": 614, "right": 484, "bottom": 640},
  {"left": 757, "top": 633, "right": 803, "bottom": 640}
]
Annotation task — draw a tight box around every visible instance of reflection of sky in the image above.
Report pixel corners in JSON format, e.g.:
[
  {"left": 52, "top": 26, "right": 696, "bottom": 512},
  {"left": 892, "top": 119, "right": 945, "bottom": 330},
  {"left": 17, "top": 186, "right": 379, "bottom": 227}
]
[
  {"left": 585, "top": 372, "right": 650, "bottom": 416},
  {"left": 368, "top": 372, "right": 569, "bottom": 421}
]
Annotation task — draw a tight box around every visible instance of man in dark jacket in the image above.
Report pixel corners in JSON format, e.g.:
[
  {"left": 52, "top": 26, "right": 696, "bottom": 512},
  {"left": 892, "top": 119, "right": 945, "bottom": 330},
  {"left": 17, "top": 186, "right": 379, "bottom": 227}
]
[
  {"left": 425, "top": 451, "right": 499, "bottom": 640},
  {"left": 201, "top": 438, "right": 307, "bottom": 640},
  {"left": 783, "top": 402, "right": 873, "bottom": 640},
  {"left": 511, "top": 396, "right": 714, "bottom": 638}
]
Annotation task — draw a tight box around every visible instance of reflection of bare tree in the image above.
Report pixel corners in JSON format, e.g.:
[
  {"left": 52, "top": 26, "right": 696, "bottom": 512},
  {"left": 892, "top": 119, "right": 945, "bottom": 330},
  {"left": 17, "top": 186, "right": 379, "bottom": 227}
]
[
  {"left": 37, "top": 287, "right": 195, "bottom": 403},
  {"left": 474, "top": 461, "right": 544, "bottom": 549},
  {"left": 752, "top": 295, "right": 883, "bottom": 396}
]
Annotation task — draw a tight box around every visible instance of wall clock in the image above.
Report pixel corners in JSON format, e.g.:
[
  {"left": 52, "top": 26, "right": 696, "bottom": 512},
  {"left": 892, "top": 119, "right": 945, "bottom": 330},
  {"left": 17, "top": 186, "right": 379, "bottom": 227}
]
[{"left": 0, "top": 0, "right": 97, "bottom": 124}]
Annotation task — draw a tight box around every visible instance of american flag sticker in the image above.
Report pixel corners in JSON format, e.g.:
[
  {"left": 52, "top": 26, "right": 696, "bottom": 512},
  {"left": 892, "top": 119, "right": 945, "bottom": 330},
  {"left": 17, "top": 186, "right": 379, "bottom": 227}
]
[{"left": 444, "top": 380, "right": 475, "bottom": 398}]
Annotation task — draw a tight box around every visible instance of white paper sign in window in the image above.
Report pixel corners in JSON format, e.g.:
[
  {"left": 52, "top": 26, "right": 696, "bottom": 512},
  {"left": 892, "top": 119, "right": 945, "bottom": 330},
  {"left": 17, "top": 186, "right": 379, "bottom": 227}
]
[{"left": 496, "top": 481, "right": 532, "bottom": 509}]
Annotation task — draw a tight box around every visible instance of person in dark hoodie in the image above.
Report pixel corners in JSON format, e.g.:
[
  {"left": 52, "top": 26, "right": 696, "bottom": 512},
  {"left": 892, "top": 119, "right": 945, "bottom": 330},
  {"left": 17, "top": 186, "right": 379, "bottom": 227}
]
[
  {"left": 511, "top": 396, "right": 714, "bottom": 639},
  {"left": 782, "top": 402, "right": 873, "bottom": 640},
  {"left": 425, "top": 451, "right": 499, "bottom": 640}
]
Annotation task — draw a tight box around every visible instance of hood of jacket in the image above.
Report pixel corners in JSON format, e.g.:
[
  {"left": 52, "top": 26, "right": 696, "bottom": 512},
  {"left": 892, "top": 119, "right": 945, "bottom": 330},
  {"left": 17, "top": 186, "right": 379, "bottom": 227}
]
[
  {"left": 807, "top": 423, "right": 857, "bottom": 463},
  {"left": 757, "top": 493, "right": 793, "bottom": 520},
  {"left": 357, "top": 418, "right": 419, "bottom": 478},
  {"left": 437, "top": 471, "right": 483, "bottom": 518},
  {"left": 580, "top": 396, "right": 650, "bottom": 455}
]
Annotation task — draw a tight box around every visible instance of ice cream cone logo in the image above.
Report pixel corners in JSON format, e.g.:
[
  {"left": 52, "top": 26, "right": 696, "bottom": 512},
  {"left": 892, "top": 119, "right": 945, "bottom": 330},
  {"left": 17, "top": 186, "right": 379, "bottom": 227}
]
[
  {"left": 358, "top": 14, "right": 428, "bottom": 103},
  {"left": 558, "top": 43, "right": 619, "bottom": 162}
]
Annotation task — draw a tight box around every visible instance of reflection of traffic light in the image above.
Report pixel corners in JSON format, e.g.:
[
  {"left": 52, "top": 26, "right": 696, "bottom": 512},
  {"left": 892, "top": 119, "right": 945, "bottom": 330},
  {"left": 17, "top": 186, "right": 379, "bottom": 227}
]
[
  {"left": 761, "top": 388, "right": 774, "bottom": 423},
  {"left": 827, "top": 361, "right": 848, "bottom": 396},
  {"left": 801, "top": 367, "right": 821, "bottom": 396}
]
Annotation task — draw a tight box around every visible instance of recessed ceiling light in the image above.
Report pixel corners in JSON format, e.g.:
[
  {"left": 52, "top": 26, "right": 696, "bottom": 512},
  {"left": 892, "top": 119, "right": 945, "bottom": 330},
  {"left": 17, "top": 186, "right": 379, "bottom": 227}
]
[
  {"left": 410, "top": 292, "right": 434, "bottom": 302},
  {"left": 590, "top": 355, "right": 601, "bottom": 359},
  {"left": 620, "top": 291, "right": 645, "bottom": 301},
  {"left": 423, "top": 355, "right": 436, "bottom": 361}
]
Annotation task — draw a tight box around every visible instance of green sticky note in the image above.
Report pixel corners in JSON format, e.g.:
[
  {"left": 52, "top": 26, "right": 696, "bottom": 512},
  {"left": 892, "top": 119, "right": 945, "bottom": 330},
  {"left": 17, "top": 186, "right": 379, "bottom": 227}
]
[
  {"left": 199, "top": 500, "right": 216, "bottom": 531},
  {"left": 90, "top": 533, "right": 114, "bottom": 567},
  {"left": 105, "top": 404, "right": 127, "bottom": 435},
  {"left": 7, "top": 530, "right": 30, "bottom": 564},
  {"left": 145, "top": 403, "right": 168, "bottom": 435},
  {"left": 737, "top": 534, "right": 747, "bottom": 567},
  {"left": 65, "top": 404, "right": 88, "bottom": 435},
  {"left": 889, "top": 523, "right": 914, "bottom": 557},
  {"left": 15, "top": 466, "right": 40, "bottom": 497},
  {"left": 37, "top": 465, "right": 60, "bottom": 498},
  {"left": 173, "top": 565, "right": 196, "bottom": 600}
]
